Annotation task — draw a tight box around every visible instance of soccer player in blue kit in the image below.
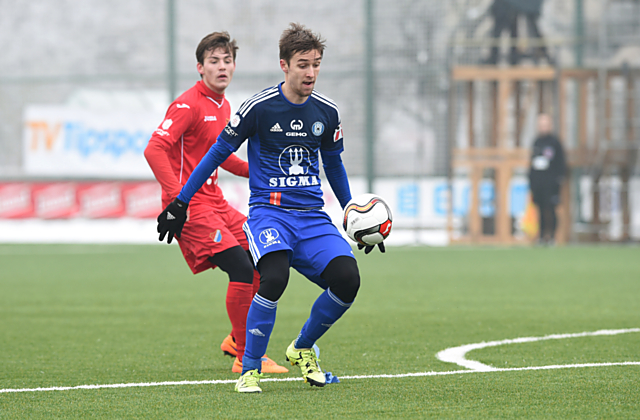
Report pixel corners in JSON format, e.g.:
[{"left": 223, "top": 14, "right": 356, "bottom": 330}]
[{"left": 157, "top": 23, "right": 384, "bottom": 393}]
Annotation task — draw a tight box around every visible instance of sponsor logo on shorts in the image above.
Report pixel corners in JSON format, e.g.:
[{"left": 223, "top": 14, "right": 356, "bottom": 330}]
[{"left": 259, "top": 228, "right": 281, "bottom": 248}]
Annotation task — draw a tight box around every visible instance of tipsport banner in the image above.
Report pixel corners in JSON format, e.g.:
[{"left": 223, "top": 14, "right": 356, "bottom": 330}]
[{"left": 23, "top": 106, "right": 161, "bottom": 178}]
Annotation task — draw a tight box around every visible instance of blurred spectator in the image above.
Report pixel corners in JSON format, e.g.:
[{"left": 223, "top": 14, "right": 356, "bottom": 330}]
[
  {"left": 484, "top": 0, "right": 519, "bottom": 65},
  {"left": 528, "top": 114, "right": 567, "bottom": 245},
  {"left": 519, "top": 0, "right": 554, "bottom": 64},
  {"left": 484, "top": 0, "right": 553, "bottom": 65}
]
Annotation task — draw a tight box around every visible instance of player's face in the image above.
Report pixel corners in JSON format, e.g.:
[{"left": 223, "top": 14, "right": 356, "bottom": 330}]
[
  {"left": 197, "top": 47, "right": 236, "bottom": 95},
  {"left": 280, "top": 49, "right": 322, "bottom": 103}
]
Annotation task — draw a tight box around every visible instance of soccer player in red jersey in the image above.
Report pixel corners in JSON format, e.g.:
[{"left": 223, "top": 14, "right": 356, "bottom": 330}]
[{"left": 144, "top": 31, "right": 287, "bottom": 374}]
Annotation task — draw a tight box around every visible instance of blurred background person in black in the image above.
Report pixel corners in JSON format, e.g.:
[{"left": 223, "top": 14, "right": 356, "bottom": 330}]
[
  {"left": 484, "top": 0, "right": 519, "bottom": 65},
  {"left": 519, "top": 0, "right": 554, "bottom": 64},
  {"left": 528, "top": 113, "right": 567, "bottom": 245},
  {"left": 484, "top": 0, "right": 553, "bottom": 65}
]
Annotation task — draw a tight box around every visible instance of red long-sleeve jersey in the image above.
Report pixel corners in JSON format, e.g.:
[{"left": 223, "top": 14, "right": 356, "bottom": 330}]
[{"left": 145, "top": 80, "right": 248, "bottom": 212}]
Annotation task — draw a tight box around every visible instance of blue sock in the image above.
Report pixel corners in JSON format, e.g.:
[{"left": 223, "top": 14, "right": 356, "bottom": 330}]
[
  {"left": 294, "top": 288, "right": 351, "bottom": 349},
  {"left": 241, "top": 294, "right": 277, "bottom": 374}
]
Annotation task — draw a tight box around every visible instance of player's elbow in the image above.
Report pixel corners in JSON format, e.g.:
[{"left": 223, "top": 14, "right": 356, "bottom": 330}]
[{"left": 144, "top": 139, "right": 164, "bottom": 162}]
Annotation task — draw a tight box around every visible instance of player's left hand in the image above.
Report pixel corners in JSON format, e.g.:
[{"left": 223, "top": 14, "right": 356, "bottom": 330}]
[
  {"left": 358, "top": 242, "right": 385, "bottom": 254},
  {"left": 157, "top": 198, "right": 188, "bottom": 244}
]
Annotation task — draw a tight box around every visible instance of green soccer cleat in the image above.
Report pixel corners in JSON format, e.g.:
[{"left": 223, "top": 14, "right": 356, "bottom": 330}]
[
  {"left": 285, "top": 340, "right": 326, "bottom": 387},
  {"left": 235, "top": 369, "right": 264, "bottom": 393}
]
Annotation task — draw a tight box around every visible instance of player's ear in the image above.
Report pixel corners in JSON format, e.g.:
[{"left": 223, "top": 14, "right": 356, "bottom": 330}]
[
  {"left": 196, "top": 62, "right": 205, "bottom": 76},
  {"left": 280, "top": 59, "right": 289, "bottom": 74}
]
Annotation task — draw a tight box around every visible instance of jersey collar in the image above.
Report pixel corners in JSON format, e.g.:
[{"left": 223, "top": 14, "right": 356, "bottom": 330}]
[
  {"left": 278, "top": 82, "right": 311, "bottom": 107},
  {"left": 196, "top": 80, "right": 225, "bottom": 106}
]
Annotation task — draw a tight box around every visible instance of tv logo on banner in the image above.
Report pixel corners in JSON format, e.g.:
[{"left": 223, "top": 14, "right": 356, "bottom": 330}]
[{"left": 23, "top": 106, "right": 160, "bottom": 178}]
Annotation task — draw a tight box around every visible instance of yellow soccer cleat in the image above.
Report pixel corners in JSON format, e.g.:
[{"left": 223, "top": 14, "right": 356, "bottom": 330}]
[
  {"left": 235, "top": 369, "right": 264, "bottom": 393},
  {"left": 285, "top": 340, "right": 326, "bottom": 387}
]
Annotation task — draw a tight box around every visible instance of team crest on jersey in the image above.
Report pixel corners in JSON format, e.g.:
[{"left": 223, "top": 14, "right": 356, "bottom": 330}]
[
  {"left": 278, "top": 145, "right": 310, "bottom": 176},
  {"left": 259, "top": 228, "right": 281, "bottom": 247},
  {"left": 230, "top": 114, "right": 241, "bottom": 127},
  {"left": 312, "top": 122, "right": 325, "bottom": 136}
]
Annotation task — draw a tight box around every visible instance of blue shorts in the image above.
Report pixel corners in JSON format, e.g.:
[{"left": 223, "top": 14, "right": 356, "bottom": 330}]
[{"left": 243, "top": 205, "right": 355, "bottom": 289}]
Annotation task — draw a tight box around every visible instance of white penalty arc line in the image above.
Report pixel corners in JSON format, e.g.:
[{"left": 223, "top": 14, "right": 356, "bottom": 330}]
[
  {"left": 436, "top": 328, "right": 640, "bottom": 371},
  {"left": 2, "top": 328, "right": 639, "bottom": 394}
]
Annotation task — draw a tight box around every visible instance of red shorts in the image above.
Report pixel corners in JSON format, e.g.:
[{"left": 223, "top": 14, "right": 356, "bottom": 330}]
[{"left": 176, "top": 204, "right": 249, "bottom": 274}]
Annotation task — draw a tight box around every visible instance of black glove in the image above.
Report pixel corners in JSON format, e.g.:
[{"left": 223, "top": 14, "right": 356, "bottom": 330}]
[
  {"left": 157, "top": 198, "right": 188, "bottom": 244},
  {"left": 358, "top": 242, "right": 385, "bottom": 254}
]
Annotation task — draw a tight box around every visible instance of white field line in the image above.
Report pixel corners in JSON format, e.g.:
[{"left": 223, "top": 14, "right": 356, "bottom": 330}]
[
  {"left": 2, "top": 328, "right": 639, "bottom": 394},
  {"left": 2, "top": 362, "right": 640, "bottom": 394},
  {"left": 436, "top": 328, "right": 640, "bottom": 371}
]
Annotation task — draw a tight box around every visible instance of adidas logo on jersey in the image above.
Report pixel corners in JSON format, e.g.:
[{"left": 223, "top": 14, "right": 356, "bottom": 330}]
[{"left": 270, "top": 123, "right": 283, "bottom": 132}]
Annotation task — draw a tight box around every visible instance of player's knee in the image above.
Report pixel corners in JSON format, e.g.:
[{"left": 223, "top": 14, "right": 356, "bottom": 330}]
[
  {"left": 331, "top": 271, "right": 360, "bottom": 304},
  {"left": 323, "top": 256, "right": 360, "bottom": 304},
  {"left": 256, "top": 251, "right": 290, "bottom": 301},
  {"left": 228, "top": 257, "right": 254, "bottom": 284},
  {"left": 208, "top": 246, "right": 254, "bottom": 284},
  {"left": 257, "top": 272, "right": 289, "bottom": 302}
]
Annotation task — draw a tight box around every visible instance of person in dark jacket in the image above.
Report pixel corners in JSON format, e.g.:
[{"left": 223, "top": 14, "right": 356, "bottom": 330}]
[
  {"left": 484, "top": 0, "right": 519, "bottom": 65},
  {"left": 515, "top": 0, "right": 553, "bottom": 64},
  {"left": 484, "top": 0, "right": 552, "bottom": 65},
  {"left": 528, "top": 113, "right": 567, "bottom": 245}
]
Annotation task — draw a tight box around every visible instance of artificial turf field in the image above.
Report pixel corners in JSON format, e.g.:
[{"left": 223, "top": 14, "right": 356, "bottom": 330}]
[{"left": 1, "top": 244, "right": 639, "bottom": 419}]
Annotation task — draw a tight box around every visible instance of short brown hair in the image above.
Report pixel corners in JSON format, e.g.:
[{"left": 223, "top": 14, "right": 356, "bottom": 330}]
[
  {"left": 279, "top": 23, "right": 326, "bottom": 64},
  {"left": 195, "top": 31, "right": 238, "bottom": 65}
]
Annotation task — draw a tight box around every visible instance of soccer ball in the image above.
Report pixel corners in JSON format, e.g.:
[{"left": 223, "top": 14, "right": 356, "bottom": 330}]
[{"left": 342, "top": 194, "right": 393, "bottom": 246}]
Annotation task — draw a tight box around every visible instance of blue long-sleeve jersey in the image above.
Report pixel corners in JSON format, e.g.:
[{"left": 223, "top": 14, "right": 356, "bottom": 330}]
[{"left": 178, "top": 83, "right": 351, "bottom": 209}]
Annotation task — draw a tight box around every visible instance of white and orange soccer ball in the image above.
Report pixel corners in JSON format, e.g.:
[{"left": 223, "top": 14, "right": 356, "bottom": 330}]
[{"left": 342, "top": 194, "right": 393, "bottom": 246}]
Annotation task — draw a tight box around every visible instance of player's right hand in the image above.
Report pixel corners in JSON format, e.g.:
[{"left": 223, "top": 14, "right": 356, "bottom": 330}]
[
  {"left": 358, "top": 242, "right": 385, "bottom": 254},
  {"left": 157, "top": 198, "right": 188, "bottom": 244}
]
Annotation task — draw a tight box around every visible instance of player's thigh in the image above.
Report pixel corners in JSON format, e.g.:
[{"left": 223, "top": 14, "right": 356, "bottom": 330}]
[
  {"left": 243, "top": 206, "right": 295, "bottom": 267},
  {"left": 219, "top": 205, "right": 250, "bottom": 251},
  {"left": 291, "top": 212, "right": 355, "bottom": 289},
  {"left": 178, "top": 210, "right": 243, "bottom": 274}
]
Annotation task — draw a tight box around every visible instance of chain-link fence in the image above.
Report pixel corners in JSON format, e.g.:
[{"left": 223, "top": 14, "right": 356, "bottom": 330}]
[
  {"left": 3, "top": 0, "right": 639, "bottom": 177},
  {"left": 0, "top": 0, "right": 456, "bottom": 180},
  {"left": 2, "top": 0, "right": 640, "bottom": 242}
]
